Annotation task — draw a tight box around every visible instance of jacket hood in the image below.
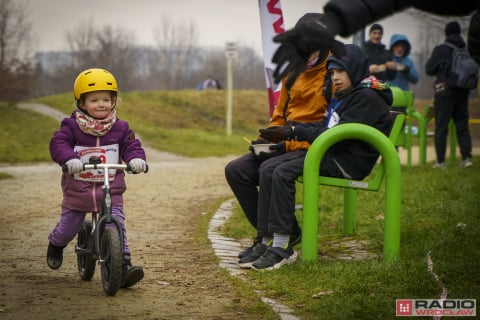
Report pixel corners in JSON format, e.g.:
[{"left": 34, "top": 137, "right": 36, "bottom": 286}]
[
  {"left": 327, "top": 44, "right": 369, "bottom": 86},
  {"left": 446, "top": 33, "right": 466, "bottom": 48},
  {"left": 389, "top": 34, "right": 411, "bottom": 56}
]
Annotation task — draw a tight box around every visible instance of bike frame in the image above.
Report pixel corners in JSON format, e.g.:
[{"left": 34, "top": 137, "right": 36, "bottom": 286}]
[
  {"left": 83, "top": 162, "right": 127, "bottom": 262},
  {"left": 70, "top": 161, "right": 129, "bottom": 262}
]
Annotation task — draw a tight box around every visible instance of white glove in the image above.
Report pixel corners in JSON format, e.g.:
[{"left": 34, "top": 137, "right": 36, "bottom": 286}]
[
  {"left": 65, "top": 158, "right": 83, "bottom": 174},
  {"left": 128, "top": 158, "right": 146, "bottom": 173}
]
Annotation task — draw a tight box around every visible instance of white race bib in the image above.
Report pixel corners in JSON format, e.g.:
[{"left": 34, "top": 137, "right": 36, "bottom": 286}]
[
  {"left": 73, "top": 144, "right": 120, "bottom": 182},
  {"left": 327, "top": 112, "right": 340, "bottom": 128}
]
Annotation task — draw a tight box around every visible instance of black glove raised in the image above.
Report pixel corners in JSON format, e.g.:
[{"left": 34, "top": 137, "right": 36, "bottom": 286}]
[
  {"left": 259, "top": 126, "right": 293, "bottom": 143},
  {"left": 272, "top": 13, "right": 345, "bottom": 85}
]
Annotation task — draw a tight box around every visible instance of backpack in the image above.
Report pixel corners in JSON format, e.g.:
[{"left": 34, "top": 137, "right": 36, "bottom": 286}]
[{"left": 443, "top": 42, "right": 479, "bottom": 89}]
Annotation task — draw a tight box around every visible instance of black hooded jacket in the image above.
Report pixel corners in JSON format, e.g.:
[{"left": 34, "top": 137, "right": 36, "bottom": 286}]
[
  {"left": 363, "top": 40, "right": 397, "bottom": 81},
  {"left": 294, "top": 44, "right": 392, "bottom": 180},
  {"left": 425, "top": 33, "right": 470, "bottom": 96}
]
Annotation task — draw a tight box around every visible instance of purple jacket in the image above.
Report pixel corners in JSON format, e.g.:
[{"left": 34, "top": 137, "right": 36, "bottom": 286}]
[{"left": 50, "top": 111, "right": 146, "bottom": 212}]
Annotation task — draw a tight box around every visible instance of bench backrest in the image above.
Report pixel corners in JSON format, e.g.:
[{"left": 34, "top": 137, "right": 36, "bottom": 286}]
[{"left": 300, "top": 111, "right": 405, "bottom": 191}]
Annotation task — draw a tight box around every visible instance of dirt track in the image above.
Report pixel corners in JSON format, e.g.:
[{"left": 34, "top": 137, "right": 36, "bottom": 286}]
[{"left": 0, "top": 147, "right": 269, "bottom": 320}]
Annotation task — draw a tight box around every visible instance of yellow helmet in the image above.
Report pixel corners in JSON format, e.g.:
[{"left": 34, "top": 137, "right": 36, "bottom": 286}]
[{"left": 73, "top": 68, "right": 118, "bottom": 100}]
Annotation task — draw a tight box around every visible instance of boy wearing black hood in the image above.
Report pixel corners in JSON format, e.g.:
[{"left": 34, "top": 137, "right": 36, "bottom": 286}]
[{"left": 254, "top": 44, "right": 392, "bottom": 270}]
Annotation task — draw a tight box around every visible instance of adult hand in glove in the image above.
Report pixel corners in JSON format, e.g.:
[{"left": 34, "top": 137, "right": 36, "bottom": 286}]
[
  {"left": 128, "top": 158, "right": 147, "bottom": 174},
  {"left": 65, "top": 158, "right": 83, "bottom": 175},
  {"left": 272, "top": 13, "right": 345, "bottom": 85},
  {"left": 259, "top": 126, "right": 293, "bottom": 143},
  {"left": 267, "top": 141, "right": 286, "bottom": 156}
]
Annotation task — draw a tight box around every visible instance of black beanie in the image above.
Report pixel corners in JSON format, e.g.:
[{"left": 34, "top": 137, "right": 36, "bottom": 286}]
[
  {"left": 445, "top": 21, "right": 461, "bottom": 36},
  {"left": 369, "top": 23, "right": 383, "bottom": 34}
]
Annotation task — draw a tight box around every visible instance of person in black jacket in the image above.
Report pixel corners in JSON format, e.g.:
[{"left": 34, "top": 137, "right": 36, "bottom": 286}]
[
  {"left": 363, "top": 24, "right": 397, "bottom": 81},
  {"left": 271, "top": 0, "right": 480, "bottom": 85},
  {"left": 251, "top": 44, "right": 391, "bottom": 270},
  {"left": 425, "top": 21, "right": 473, "bottom": 168}
]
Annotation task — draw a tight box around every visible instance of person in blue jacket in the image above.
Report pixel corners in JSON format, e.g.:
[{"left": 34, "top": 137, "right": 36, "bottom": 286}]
[{"left": 389, "top": 34, "right": 419, "bottom": 90}]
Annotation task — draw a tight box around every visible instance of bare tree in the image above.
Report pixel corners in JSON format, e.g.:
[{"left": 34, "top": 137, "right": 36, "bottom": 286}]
[
  {"left": 0, "top": 0, "right": 34, "bottom": 101},
  {"left": 64, "top": 21, "right": 140, "bottom": 92},
  {"left": 153, "top": 15, "right": 199, "bottom": 89}
]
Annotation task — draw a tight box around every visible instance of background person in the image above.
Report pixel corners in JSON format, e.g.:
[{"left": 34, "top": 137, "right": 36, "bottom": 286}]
[
  {"left": 363, "top": 24, "right": 397, "bottom": 82},
  {"left": 389, "top": 34, "right": 419, "bottom": 90},
  {"left": 425, "top": 21, "right": 474, "bottom": 168}
]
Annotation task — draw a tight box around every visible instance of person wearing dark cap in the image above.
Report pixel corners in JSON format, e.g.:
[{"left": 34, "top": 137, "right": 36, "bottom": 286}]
[
  {"left": 250, "top": 44, "right": 391, "bottom": 270},
  {"left": 426, "top": 21, "right": 474, "bottom": 168},
  {"left": 363, "top": 23, "right": 397, "bottom": 81},
  {"left": 225, "top": 13, "right": 335, "bottom": 269}
]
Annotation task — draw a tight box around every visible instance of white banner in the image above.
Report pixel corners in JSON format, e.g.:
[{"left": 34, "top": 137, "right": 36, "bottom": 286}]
[{"left": 258, "top": 0, "right": 284, "bottom": 116}]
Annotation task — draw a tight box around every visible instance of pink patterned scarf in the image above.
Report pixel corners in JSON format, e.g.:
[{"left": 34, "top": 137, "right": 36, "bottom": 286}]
[{"left": 75, "top": 109, "right": 117, "bottom": 136}]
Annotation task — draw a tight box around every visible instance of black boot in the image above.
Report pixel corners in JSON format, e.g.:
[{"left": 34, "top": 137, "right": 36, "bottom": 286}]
[
  {"left": 47, "top": 243, "right": 66, "bottom": 270},
  {"left": 120, "top": 254, "right": 144, "bottom": 288}
]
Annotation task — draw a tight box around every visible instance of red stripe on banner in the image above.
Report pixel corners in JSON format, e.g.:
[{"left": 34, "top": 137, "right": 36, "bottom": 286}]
[
  {"left": 259, "top": 0, "right": 284, "bottom": 116},
  {"left": 267, "top": 0, "right": 284, "bottom": 34}
]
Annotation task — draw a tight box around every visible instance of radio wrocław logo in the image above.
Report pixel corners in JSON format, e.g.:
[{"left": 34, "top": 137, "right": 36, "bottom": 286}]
[{"left": 396, "top": 299, "right": 476, "bottom": 317}]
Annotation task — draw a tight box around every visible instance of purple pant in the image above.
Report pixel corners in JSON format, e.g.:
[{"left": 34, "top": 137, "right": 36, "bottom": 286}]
[{"left": 48, "top": 206, "right": 129, "bottom": 254}]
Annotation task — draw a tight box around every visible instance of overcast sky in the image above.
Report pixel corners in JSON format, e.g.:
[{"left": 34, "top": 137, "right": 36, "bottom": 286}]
[{"left": 25, "top": 0, "right": 420, "bottom": 55}]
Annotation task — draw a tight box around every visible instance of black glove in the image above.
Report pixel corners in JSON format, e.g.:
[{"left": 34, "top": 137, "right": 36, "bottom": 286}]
[
  {"left": 267, "top": 141, "right": 286, "bottom": 156},
  {"left": 259, "top": 126, "right": 294, "bottom": 143},
  {"left": 272, "top": 13, "right": 345, "bottom": 85}
]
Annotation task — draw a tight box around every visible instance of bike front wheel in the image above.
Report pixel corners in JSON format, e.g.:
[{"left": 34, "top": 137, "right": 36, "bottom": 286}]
[
  {"left": 100, "top": 227, "right": 123, "bottom": 296},
  {"left": 76, "top": 221, "right": 96, "bottom": 281}
]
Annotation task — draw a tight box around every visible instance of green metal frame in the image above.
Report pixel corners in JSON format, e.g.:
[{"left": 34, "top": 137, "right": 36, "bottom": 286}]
[
  {"left": 300, "top": 113, "right": 405, "bottom": 263},
  {"left": 390, "top": 87, "right": 429, "bottom": 166}
]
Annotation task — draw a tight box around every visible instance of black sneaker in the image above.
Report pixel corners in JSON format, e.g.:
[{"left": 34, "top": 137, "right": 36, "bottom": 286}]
[
  {"left": 238, "top": 237, "right": 260, "bottom": 259},
  {"left": 120, "top": 255, "right": 144, "bottom": 288},
  {"left": 238, "top": 243, "right": 268, "bottom": 269},
  {"left": 252, "top": 246, "right": 298, "bottom": 271},
  {"left": 47, "top": 243, "right": 66, "bottom": 270}
]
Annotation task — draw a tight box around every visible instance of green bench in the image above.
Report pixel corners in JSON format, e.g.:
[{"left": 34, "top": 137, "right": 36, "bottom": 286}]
[{"left": 299, "top": 111, "right": 405, "bottom": 263}]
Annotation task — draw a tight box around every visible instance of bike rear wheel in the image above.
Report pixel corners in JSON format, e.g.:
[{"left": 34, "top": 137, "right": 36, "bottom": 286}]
[
  {"left": 76, "top": 221, "right": 96, "bottom": 281},
  {"left": 100, "top": 227, "right": 122, "bottom": 296}
]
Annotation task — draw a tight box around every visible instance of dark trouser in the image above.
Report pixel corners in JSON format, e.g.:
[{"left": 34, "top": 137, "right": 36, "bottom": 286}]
[
  {"left": 434, "top": 94, "right": 472, "bottom": 163},
  {"left": 225, "top": 150, "right": 342, "bottom": 238}
]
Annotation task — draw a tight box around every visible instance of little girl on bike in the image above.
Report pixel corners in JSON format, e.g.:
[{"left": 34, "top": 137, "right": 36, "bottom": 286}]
[{"left": 48, "top": 68, "right": 147, "bottom": 288}]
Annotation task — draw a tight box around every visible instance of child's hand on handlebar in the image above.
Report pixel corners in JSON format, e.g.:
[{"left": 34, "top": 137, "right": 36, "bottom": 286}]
[
  {"left": 65, "top": 158, "right": 83, "bottom": 174},
  {"left": 128, "top": 158, "right": 147, "bottom": 173}
]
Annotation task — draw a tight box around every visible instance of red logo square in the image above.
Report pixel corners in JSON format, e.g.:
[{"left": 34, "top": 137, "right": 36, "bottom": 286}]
[{"left": 396, "top": 300, "right": 413, "bottom": 316}]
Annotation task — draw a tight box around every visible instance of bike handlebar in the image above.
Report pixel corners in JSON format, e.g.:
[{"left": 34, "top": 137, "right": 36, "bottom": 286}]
[{"left": 62, "top": 162, "right": 149, "bottom": 173}]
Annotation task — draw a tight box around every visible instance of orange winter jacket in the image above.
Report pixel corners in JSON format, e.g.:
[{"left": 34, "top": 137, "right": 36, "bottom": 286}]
[{"left": 269, "top": 57, "right": 330, "bottom": 152}]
